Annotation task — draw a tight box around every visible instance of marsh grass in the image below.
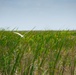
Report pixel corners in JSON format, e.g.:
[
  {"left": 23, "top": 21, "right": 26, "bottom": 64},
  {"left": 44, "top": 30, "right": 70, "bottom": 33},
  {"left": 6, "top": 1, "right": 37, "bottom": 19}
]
[{"left": 0, "top": 30, "right": 76, "bottom": 75}]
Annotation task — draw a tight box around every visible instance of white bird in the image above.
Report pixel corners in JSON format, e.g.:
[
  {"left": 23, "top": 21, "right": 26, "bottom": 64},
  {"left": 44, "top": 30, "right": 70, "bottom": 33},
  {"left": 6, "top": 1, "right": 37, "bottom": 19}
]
[{"left": 14, "top": 32, "right": 24, "bottom": 38}]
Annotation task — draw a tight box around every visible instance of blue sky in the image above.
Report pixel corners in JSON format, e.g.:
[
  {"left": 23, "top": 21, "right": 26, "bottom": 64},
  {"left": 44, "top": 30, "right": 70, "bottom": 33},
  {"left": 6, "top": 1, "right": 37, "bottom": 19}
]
[{"left": 0, "top": 0, "right": 76, "bottom": 30}]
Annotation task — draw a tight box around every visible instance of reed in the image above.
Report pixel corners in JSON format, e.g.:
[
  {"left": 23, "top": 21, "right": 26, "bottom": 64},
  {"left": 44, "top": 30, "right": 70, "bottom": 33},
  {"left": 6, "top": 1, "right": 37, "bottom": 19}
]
[{"left": 0, "top": 30, "right": 76, "bottom": 75}]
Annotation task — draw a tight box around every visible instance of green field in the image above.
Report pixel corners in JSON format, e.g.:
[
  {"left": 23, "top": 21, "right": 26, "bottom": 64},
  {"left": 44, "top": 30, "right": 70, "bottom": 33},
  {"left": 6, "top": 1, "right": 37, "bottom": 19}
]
[{"left": 0, "top": 30, "right": 76, "bottom": 75}]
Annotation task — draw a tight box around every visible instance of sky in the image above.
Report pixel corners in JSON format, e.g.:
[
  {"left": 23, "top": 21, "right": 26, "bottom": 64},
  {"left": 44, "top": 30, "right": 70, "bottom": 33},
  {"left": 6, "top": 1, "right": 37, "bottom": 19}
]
[{"left": 0, "top": 0, "right": 76, "bottom": 30}]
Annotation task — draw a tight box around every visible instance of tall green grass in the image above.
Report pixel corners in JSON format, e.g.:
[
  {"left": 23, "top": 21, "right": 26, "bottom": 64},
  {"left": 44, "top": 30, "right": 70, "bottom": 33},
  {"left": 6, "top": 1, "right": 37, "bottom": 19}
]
[{"left": 0, "top": 30, "right": 76, "bottom": 75}]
